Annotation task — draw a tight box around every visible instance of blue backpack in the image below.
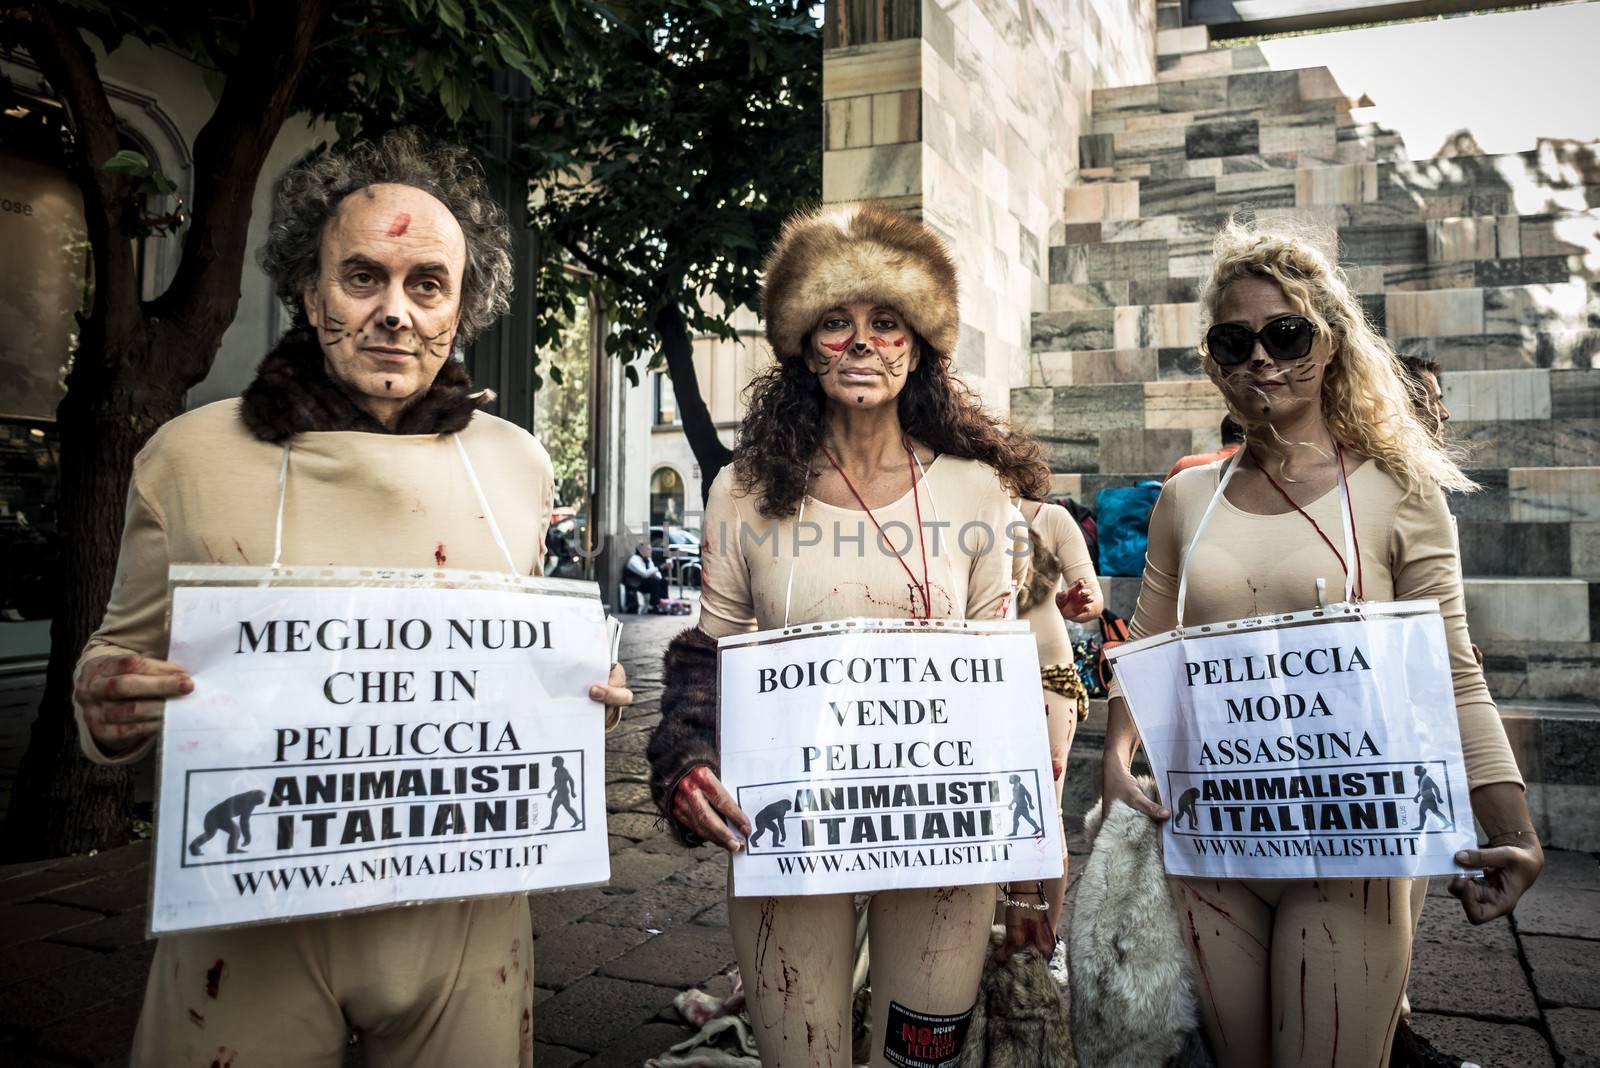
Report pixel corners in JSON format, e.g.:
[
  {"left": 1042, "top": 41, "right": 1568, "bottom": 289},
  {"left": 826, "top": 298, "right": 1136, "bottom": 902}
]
[{"left": 1095, "top": 481, "right": 1163, "bottom": 577}]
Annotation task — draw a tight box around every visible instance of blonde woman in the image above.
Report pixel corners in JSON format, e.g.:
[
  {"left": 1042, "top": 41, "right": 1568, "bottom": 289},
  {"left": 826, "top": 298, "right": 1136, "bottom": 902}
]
[{"left": 1100, "top": 222, "right": 1542, "bottom": 1067}]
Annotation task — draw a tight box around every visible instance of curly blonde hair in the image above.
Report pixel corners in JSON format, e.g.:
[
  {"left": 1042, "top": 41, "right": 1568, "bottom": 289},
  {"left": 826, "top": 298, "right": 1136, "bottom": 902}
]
[{"left": 1197, "top": 220, "right": 1475, "bottom": 494}]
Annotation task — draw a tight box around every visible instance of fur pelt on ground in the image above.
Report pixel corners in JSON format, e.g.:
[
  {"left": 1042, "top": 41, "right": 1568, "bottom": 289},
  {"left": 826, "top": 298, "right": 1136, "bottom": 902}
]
[
  {"left": 1070, "top": 781, "right": 1213, "bottom": 1068},
  {"left": 645, "top": 626, "right": 720, "bottom": 845},
  {"left": 760, "top": 202, "right": 960, "bottom": 360},
  {"left": 238, "top": 329, "right": 484, "bottom": 442},
  {"left": 956, "top": 927, "right": 1076, "bottom": 1068}
]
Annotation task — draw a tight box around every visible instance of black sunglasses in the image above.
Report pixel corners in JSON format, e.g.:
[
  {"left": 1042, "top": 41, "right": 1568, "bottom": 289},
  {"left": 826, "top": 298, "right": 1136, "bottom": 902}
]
[{"left": 1204, "top": 315, "right": 1317, "bottom": 366}]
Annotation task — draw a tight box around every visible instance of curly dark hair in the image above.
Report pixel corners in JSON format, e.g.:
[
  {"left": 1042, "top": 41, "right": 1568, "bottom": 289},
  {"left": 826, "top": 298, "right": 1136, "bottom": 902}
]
[
  {"left": 260, "top": 127, "right": 512, "bottom": 344},
  {"left": 732, "top": 342, "right": 1052, "bottom": 517}
]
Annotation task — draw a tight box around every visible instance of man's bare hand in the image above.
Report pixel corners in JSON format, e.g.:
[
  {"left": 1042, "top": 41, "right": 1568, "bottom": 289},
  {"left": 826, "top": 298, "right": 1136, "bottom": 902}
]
[{"left": 76, "top": 656, "right": 192, "bottom": 754}]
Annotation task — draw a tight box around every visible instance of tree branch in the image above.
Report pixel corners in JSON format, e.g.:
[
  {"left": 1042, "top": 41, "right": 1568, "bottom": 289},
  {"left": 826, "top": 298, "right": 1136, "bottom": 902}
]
[
  {"left": 152, "top": 0, "right": 334, "bottom": 369},
  {"left": 562, "top": 239, "right": 630, "bottom": 286},
  {"left": 11, "top": 2, "right": 141, "bottom": 340},
  {"left": 655, "top": 301, "right": 732, "bottom": 501}
]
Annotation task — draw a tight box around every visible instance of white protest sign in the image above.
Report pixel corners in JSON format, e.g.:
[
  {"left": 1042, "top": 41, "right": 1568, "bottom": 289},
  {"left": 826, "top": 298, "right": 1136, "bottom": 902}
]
[
  {"left": 152, "top": 567, "right": 611, "bottom": 934},
  {"left": 1109, "top": 603, "right": 1476, "bottom": 880},
  {"left": 719, "top": 619, "right": 1063, "bottom": 897}
]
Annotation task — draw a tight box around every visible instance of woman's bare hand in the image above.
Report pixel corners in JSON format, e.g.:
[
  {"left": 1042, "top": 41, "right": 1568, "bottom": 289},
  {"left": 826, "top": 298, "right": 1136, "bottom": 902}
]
[
  {"left": 1100, "top": 760, "right": 1169, "bottom": 821},
  {"left": 75, "top": 655, "right": 192, "bottom": 754},
  {"left": 1056, "top": 578, "right": 1096, "bottom": 620},
  {"left": 1449, "top": 842, "right": 1543, "bottom": 925},
  {"left": 672, "top": 766, "right": 753, "bottom": 853}
]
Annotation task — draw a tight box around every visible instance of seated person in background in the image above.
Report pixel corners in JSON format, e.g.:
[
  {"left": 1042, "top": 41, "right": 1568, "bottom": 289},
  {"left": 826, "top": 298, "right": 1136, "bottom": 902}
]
[
  {"left": 1166, "top": 415, "right": 1244, "bottom": 481},
  {"left": 623, "top": 541, "right": 669, "bottom": 611}
]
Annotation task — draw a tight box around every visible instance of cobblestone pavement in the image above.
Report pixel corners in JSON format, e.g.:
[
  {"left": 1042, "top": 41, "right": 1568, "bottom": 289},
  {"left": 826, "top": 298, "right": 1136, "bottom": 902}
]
[{"left": 0, "top": 608, "right": 1596, "bottom": 1066}]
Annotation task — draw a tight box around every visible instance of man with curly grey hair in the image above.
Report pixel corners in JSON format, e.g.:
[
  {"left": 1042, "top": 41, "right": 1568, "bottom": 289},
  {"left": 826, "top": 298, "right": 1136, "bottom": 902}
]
[{"left": 70, "top": 128, "right": 631, "bottom": 1066}]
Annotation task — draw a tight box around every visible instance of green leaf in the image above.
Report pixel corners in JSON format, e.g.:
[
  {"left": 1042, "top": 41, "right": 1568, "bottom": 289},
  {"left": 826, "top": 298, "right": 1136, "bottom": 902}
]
[
  {"left": 549, "top": 364, "right": 565, "bottom": 384},
  {"left": 624, "top": 364, "right": 640, "bottom": 387},
  {"left": 101, "top": 149, "right": 154, "bottom": 177},
  {"left": 435, "top": 0, "right": 468, "bottom": 36}
]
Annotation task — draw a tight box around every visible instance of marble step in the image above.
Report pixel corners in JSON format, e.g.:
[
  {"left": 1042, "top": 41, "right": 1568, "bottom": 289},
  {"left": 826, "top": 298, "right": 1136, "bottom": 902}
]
[
  {"left": 1044, "top": 467, "right": 1596, "bottom": 580},
  {"left": 1031, "top": 284, "right": 1599, "bottom": 363},
  {"left": 1014, "top": 371, "right": 1599, "bottom": 475},
  {"left": 1502, "top": 700, "right": 1600, "bottom": 852},
  {"left": 1156, "top": 42, "right": 1276, "bottom": 82},
  {"left": 1047, "top": 208, "right": 1600, "bottom": 309},
  {"left": 1064, "top": 148, "right": 1600, "bottom": 222},
  {"left": 1081, "top": 109, "right": 1405, "bottom": 179},
  {"left": 1091, "top": 67, "right": 1347, "bottom": 120}
]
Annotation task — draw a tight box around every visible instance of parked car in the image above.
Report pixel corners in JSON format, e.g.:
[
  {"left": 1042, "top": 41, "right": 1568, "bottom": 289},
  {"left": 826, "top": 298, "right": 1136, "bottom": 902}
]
[
  {"left": 544, "top": 512, "right": 590, "bottom": 579},
  {"left": 649, "top": 524, "right": 701, "bottom": 588}
]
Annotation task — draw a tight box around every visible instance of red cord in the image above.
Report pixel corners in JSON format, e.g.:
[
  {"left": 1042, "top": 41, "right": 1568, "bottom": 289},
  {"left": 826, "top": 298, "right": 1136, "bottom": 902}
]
[
  {"left": 1250, "top": 441, "right": 1365, "bottom": 600},
  {"left": 819, "top": 440, "right": 932, "bottom": 617}
]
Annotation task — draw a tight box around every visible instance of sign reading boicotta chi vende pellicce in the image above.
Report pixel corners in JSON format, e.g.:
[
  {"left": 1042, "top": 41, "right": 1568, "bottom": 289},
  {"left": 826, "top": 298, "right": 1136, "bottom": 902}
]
[
  {"left": 151, "top": 568, "right": 611, "bottom": 934},
  {"left": 719, "top": 620, "right": 1063, "bottom": 897},
  {"left": 1109, "top": 603, "right": 1477, "bottom": 880}
]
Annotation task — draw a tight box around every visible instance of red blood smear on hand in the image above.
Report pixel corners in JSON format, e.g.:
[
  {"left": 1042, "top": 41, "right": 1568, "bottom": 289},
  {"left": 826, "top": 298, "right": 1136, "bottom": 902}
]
[{"left": 387, "top": 213, "right": 412, "bottom": 236}]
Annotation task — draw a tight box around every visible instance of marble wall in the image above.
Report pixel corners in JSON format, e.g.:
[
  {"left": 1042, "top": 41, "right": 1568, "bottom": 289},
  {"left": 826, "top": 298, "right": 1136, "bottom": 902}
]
[{"left": 822, "top": 0, "right": 1158, "bottom": 416}]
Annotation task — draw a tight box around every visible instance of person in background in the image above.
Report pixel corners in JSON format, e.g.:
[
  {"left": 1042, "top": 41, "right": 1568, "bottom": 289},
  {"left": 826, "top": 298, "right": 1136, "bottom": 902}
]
[
  {"left": 1396, "top": 353, "right": 1482, "bottom": 1068},
  {"left": 1165, "top": 415, "right": 1244, "bottom": 482},
  {"left": 1401, "top": 354, "right": 1452, "bottom": 443},
  {"left": 624, "top": 541, "right": 670, "bottom": 611}
]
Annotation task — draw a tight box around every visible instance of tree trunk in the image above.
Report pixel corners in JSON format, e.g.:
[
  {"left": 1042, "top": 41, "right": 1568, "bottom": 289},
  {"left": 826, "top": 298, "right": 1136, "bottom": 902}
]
[
  {"left": 1, "top": 316, "right": 189, "bottom": 860},
  {"left": 655, "top": 303, "right": 733, "bottom": 505}
]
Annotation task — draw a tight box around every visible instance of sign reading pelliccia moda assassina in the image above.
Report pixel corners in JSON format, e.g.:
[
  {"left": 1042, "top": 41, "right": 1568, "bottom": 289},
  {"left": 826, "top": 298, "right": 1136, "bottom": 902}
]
[
  {"left": 1109, "top": 602, "right": 1478, "bottom": 881},
  {"left": 718, "top": 619, "right": 1064, "bottom": 897},
  {"left": 150, "top": 567, "right": 613, "bottom": 934}
]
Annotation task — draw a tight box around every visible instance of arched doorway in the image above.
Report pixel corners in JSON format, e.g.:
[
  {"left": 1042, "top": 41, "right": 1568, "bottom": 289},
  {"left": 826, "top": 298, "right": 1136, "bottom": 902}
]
[{"left": 650, "top": 466, "right": 685, "bottom": 527}]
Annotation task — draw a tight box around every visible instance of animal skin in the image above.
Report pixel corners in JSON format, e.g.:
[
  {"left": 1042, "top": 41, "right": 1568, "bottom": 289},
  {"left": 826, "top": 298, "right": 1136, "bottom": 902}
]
[{"left": 1069, "top": 779, "right": 1214, "bottom": 1068}]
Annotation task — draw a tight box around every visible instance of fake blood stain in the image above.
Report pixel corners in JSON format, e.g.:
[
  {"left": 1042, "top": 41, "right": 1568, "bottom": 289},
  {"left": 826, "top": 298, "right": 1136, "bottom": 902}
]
[
  {"left": 204, "top": 959, "right": 225, "bottom": 999},
  {"left": 435, "top": 543, "right": 447, "bottom": 566},
  {"left": 387, "top": 212, "right": 412, "bottom": 236},
  {"left": 820, "top": 337, "right": 853, "bottom": 353}
]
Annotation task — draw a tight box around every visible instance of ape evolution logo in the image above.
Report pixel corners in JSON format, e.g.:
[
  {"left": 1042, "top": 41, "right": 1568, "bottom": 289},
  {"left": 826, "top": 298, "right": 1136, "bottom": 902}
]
[{"left": 188, "top": 789, "right": 268, "bottom": 856}]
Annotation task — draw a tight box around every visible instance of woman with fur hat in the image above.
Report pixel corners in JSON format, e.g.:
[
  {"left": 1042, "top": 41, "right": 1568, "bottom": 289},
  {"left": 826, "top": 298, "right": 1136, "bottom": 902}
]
[
  {"left": 1099, "top": 221, "right": 1541, "bottom": 1067},
  {"left": 646, "top": 202, "right": 1054, "bottom": 1065}
]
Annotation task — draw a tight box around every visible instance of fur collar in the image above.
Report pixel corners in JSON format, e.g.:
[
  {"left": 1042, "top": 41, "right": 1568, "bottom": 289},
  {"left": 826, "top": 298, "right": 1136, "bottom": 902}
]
[{"left": 239, "top": 330, "right": 484, "bottom": 444}]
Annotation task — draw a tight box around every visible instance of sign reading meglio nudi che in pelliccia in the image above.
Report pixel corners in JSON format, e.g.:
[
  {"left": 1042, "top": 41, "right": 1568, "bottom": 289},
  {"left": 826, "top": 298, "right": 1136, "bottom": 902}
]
[
  {"left": 718, "top": 619, "right": 1064, "bottom": 897},
  {"left": 151, "top": 568, "right": 612, "bottom": 934}
]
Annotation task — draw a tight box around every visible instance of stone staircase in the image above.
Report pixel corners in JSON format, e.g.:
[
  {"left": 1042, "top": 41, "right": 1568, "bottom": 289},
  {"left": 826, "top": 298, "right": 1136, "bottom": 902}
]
[{"left": 1015, "top": 22, "right": 1600, "bottom": 848}]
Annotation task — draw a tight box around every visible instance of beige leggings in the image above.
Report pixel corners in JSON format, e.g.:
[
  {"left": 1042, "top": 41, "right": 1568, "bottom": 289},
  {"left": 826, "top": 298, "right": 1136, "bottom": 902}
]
[
  {"left": 1168, "top": 876, "right": 1418, "bottom": 1068},
  {"left": 729, "top": 885, "right": 995, "bottom": 1067},
  {"left": 131, "top": 894, "right": 533, "bottom": 1067}
]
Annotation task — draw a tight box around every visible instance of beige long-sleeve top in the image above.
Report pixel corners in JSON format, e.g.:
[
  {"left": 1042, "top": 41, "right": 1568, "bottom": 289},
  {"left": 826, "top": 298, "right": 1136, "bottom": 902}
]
[
  {"left": 1018, "top": 502, "right": 1100, "bottom": 667},
  {"left": 696, "top": 456, "right": 1022, "bottom": 638},
  {"left": 1112, "top": 458, "right": 1522, "bottom": 790},
  {"left": 75, "top": 399, "right": 554, "bottom": 765}
]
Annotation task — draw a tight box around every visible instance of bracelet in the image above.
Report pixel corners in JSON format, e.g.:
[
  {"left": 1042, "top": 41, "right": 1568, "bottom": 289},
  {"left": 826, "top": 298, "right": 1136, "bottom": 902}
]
[
  {"left": 1487, "top": 829, "right": 1540, "bottom": 848},
  {"left": 1000, "top": 881, "right": 1050, "bottom": 911}
]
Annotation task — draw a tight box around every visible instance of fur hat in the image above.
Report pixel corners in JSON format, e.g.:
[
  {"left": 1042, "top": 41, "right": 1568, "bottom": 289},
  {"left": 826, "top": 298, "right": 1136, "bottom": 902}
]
[{"left": 761, "top": 202, "right": 959, "bottom": 361}]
